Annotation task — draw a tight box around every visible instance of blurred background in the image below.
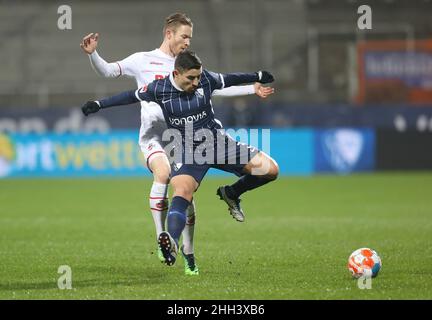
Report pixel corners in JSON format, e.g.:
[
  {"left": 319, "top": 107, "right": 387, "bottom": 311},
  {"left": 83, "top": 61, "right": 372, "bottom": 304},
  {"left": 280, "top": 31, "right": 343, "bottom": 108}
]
[{"left": 1, "top": 0, "right": 432, "bottom": 177}]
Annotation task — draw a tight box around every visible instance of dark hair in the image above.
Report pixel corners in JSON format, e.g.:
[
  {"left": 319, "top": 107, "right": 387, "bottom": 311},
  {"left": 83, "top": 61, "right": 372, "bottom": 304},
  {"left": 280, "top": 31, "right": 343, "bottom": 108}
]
[
  {"left": 175, "top": 50, "right": 202, "bottom": 73},
  {"left": 163, "top": 12, "right": 193, "bottom": 34}
]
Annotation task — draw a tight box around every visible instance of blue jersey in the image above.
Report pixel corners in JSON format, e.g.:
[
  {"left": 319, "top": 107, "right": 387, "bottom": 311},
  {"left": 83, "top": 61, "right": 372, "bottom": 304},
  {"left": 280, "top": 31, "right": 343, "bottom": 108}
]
[
  {"left": 136, "top": 70, "right": 224, "bottom": 134},
  {"left": 98, "top": 69, "right": 259, "bottom": 139}
]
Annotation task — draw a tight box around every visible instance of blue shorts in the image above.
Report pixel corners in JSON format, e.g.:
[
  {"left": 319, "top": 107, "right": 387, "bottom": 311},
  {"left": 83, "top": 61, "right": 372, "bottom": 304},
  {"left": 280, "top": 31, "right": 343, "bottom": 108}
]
[{"left": 169, "top": 132, "right": 259, "bottom": 184}]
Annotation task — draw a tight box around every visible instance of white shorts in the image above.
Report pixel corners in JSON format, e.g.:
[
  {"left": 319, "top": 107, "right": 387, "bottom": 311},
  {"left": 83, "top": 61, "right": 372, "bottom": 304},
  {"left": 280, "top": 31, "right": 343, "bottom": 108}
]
[{"left": 138, "top": 101, "right": 169, "bottom": 169}]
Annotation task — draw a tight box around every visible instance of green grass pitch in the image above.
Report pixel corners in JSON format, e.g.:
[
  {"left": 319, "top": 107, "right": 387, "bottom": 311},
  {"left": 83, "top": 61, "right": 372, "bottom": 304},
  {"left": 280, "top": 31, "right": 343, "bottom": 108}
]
[{"left": 0, "top": 173, "right": 431, "bottom": 299}]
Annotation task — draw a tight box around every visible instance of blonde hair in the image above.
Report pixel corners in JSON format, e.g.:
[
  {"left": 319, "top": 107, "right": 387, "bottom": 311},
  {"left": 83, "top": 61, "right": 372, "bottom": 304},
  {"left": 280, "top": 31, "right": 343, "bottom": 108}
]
[{"left": 163, "top": 12, "right": 193, "bottom": 35}]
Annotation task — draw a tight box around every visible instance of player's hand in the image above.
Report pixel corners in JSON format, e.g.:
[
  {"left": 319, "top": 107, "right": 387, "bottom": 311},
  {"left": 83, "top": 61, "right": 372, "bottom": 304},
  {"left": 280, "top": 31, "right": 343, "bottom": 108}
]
[
  {"left": 254, "top": 83, "right": 275, "bottom": 98},
  {"left": 256, "top": 71, "right": 274, "bottom": 84},
  {"left": 80, "top": 33, "right": 99, "bottom": 54},
  {"left": 82, "top": 101, "right": 101, "bottom": 116}
]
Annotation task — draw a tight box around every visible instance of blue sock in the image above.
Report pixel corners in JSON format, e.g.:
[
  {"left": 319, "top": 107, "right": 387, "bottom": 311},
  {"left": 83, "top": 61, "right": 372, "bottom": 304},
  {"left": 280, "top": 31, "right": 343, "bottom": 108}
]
[
  {"left": 226, "top": 175, "right": 272, "bottom": 199},
  {"left": 167, "top": 196, "right": 191, "bottom": 246}
]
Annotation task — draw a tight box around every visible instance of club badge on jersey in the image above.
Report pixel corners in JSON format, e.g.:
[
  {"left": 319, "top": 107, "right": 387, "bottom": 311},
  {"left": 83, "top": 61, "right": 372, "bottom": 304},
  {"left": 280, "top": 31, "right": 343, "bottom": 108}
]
[
  {"left": 173, "top": 162, "right": 183, "bottom": 172},
  {"left": 196, "top": 88, "right": 204, "bottom": 96}
]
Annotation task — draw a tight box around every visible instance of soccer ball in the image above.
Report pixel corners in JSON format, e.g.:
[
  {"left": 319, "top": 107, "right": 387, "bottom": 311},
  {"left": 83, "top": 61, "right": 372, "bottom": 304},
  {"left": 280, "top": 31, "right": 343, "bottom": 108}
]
[{"left": 347, "top": 248, "right": 382, "bottom": 278}]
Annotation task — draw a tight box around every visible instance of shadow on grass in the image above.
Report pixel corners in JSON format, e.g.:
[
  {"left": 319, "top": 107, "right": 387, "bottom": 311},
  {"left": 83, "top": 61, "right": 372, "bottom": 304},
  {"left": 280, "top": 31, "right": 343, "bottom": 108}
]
[{"left": 0, "top": 265, "right": 169, "bottom": 292}]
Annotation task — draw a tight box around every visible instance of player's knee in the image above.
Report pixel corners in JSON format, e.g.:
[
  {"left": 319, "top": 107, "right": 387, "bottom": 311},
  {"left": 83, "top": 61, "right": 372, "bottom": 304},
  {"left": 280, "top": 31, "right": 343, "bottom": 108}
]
[
  {"left": 151, "top": 161, "right": 171, "bottom": 184},
  {"left": 153, "top": 170, "right": 170, "bottom": 184},
  {"left": 173, "top": 186, "right": 194, "bottom": 201},
  {"left": 266, "top": 159, "right": 279, "bottom": 181}
]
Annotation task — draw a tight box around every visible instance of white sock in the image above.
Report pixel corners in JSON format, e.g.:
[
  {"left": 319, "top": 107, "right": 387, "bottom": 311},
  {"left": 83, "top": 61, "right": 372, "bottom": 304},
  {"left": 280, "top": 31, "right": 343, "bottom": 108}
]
[
  {"left": 149, "top": 182, "right": 168, "bottom": 239},
  {"left": 181, "top": 199, "right": 196, "bottom": 255}
]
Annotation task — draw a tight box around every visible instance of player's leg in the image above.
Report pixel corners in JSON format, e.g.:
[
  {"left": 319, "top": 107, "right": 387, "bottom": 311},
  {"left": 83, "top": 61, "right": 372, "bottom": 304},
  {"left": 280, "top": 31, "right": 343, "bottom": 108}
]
[
  {"left": 153, "top": 161, "right": 198, "bottom": 272},
  {"left": 158, "top": 163, "right": 209, "bottom": 268},
  {"left": 229, "top": 151, "right": 279, "bottom": 194},
  {"left": 139, "top": 108, "right": 199, "bottom": 265},
  {"left": 182, "top": 199, "right": 196, "bottom": 255},
  {"left": 180, "top": 199, "right": 199, "bottom": 275},
  {"left": 141, "top": 116, "right": 198, "bottom": 270},
  {"left": 217, "top": 139, "right": 279, "bottom": 221},
  {"left": 147, "top": 141, "right": 199, "bottom": 271},
  {"left": 148, "top": 153, "right": 171, "bottom": 236},
  {"left": 140, "top": 134, "right": 171, "bottom": 262},
  {"left": 158, "top": 174, "right": 197, "bottom": 266}
]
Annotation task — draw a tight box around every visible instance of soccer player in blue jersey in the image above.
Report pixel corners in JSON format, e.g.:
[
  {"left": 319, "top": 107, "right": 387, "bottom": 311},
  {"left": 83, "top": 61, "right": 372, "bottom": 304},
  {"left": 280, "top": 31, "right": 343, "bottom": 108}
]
[
  {"left": 82, "top": 50, "right": 279, "bottom": 269},
  {"left": 81, "top": 13, "right": 274, "bottom": 276}
]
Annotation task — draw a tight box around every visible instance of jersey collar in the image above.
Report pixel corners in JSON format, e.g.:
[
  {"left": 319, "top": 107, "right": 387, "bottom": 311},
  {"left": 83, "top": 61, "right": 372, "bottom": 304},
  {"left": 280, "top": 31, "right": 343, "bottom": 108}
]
[
  {"left": 169, "top": 72, "right": 184, "bottom": 91},
  {"left": 155, "top": 48, "right": 175, "bottom": 61}
]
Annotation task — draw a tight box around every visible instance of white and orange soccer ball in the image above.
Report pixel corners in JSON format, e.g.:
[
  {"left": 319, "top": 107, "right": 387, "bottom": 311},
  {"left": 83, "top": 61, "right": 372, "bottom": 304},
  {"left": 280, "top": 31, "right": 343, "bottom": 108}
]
[{"left": 347, "top": 248, "right": 382, "bottom": 278}]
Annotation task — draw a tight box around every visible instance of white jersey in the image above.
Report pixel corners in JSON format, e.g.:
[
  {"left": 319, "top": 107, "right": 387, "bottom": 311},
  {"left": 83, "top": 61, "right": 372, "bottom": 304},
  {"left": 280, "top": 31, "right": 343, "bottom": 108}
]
[
  {"left": 117, "top": 49, "right": 175, "bottom": 141},
  {"left": 88, "top": 48, "right": 256, "bottom": 165},
  {"left": 118, "top": 49, "right": 174, "bottom": 86}
]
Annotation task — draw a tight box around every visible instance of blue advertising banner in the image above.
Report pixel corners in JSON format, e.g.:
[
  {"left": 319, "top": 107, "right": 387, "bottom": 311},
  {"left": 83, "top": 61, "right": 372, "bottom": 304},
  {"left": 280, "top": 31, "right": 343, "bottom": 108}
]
[
  {"left": 269, "top": 129, "right": 314, "bottom": 175},
  {"left": 314, "top": 128, "right": 375, "bottom": 173},
  {"left": 0, "top": 131, "right": 150, "bottom": 178},
  {"left": 208, "top": 128, "right": 314, "bottom": 176},
  {"left": 0, "top": 129, "right": 316, "bottom": 178},
  {"left": 0, "top": 128, "right": 374, "bottom": 178}
]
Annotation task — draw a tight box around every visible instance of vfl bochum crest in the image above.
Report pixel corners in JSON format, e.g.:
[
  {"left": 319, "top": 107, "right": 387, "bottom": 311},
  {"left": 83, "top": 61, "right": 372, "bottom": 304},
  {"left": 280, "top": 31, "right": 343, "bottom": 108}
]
[
  {"left": 322, "top": 129, "right": 363, "bottom": 173},
  {"left": 173, "top": 162, "right": 183, "bottom": 171},
  {"left": 196, "top": 88, "right": 204, "bottom": 96}
]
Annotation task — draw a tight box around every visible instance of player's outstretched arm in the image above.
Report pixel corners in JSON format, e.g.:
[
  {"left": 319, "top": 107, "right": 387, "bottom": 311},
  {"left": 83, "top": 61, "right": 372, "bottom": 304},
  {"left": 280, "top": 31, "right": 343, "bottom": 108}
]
[
  {"left": 81, "top": 90, "right": 139, "bottom": 116},
  {"left": 212, "top": 83, "right": 274, "bottom": 98},
  {"left": 212, "top": 85, "right": 255, "bottom": 97},
  {"left": 221, "top": 71, "right": 274, "bottom": 88},
  {"left": 80, "top": 32, "right": 122, "bottom": 78}
]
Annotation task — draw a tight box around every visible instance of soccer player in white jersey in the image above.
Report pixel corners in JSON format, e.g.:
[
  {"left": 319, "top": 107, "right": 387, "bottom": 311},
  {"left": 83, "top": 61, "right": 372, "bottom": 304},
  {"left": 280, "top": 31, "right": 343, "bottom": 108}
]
[{"left": 80, "top": 12, "right": 274, "bottom": 275}]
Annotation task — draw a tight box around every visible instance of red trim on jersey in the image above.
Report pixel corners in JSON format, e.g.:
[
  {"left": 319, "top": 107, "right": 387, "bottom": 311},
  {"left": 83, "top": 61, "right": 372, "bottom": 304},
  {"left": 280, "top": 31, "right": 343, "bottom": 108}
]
[
  {"left": 149, "top": 196, "right": 168, "bottom": 200},
  {"left": 146, "top": 150, "right": 166, "bottom": 170}
]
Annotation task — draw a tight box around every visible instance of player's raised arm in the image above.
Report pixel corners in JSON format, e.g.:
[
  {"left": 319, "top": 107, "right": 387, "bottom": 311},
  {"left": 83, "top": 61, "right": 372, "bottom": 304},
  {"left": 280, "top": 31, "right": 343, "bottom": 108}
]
[
  {"left": 81, "top": 85, "right": 156, "bottom": 116},
  {"left": 80, "top": 32, "right": 120, "bottom": 78},
  {"left": 80, "top": 32, "right": 139, "bottom": 78}
]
